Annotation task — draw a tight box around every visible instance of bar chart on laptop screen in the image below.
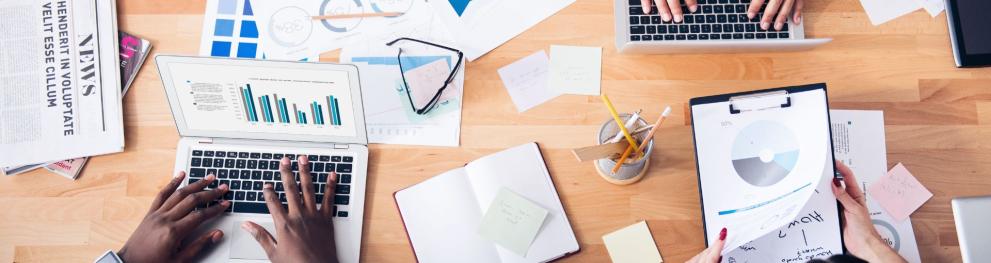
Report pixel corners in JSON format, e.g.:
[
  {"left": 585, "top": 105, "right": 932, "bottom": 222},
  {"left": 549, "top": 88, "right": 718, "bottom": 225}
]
[{"left": 167, "top": 63, "right": 358, "bottom": 137}]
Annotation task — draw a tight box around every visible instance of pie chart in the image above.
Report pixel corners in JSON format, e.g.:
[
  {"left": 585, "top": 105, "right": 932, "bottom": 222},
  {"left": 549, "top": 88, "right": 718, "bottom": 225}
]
[{"left": 730, "top": 120, "right": 800, "bottom": 187}]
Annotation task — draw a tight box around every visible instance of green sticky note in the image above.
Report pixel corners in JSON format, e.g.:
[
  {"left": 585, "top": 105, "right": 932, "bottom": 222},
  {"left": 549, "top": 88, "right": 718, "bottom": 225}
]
[{"left": 478, "top": 188, "right": 550, "bottom": 256}]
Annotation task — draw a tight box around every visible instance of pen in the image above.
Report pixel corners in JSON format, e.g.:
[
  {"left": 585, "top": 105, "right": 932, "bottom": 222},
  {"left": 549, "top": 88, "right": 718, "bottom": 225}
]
[
  {"left": 311, "top": 12, "right": 404, "bottom": 20},
  {"left": 636, "top": 106, "right": 672, "bottom": 159}
]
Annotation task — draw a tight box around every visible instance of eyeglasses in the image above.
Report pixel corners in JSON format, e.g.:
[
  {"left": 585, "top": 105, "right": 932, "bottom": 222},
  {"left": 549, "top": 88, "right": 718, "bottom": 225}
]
[{"left": 386, "top": 37, "right": 464, "bottom": 115}]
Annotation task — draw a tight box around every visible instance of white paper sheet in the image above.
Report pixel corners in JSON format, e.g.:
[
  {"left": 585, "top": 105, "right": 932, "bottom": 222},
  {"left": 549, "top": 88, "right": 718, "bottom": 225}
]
[
  {"left": 549, "top": 45, "right": 602, "bottom": 96},
  {"left": 915, "top": 0, "right": 944, "bottom": 17},
  {"left": 830, "top": 110, "right": 922, "bottom": 263},
  {"left": 0, "top": 0, "right": 124, "bottom": 167},
  {"left": 497, "top": 51, "right": 559, "bottom": 112},
  {"left": 340, "top": 23, "right": 463, "bottom": 147},
  {"left": 428, "top": 0, "right": 575, "bottom": 61},
  {"left": 858, "top": 0, "right": 921, "bottom": 25},
  {"left": 253, "top": 0, "right": 442, "bottom": 61}
]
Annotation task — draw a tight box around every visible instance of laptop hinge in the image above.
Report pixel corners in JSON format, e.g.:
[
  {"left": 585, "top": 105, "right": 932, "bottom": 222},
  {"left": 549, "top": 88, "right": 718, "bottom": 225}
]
[{"left": 334, "top": 144, "right": 349, "bottom": 149}]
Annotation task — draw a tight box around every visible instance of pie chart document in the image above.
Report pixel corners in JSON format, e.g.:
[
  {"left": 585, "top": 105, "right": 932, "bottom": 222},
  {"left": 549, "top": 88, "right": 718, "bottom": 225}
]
[{"left": 689, "top": 84, "right": 841, "bottom": 256}]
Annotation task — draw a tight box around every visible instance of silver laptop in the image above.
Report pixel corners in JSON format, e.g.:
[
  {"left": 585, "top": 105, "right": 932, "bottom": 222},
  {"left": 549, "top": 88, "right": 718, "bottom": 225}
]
[
  {"left": 156, "top": 55, "right": 368, "bottom": 262},
  {"left": 614, "top": 0, "right": 830, "bottom": 53},
  {"left": 952, "top": 195, "right": 991, "bottom": 263}
]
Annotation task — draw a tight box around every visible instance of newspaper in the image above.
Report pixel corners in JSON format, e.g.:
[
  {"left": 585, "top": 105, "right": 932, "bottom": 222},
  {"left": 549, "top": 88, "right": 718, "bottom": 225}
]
[{"left": 0, "top": 0, "right": 124, "bottom": 168}]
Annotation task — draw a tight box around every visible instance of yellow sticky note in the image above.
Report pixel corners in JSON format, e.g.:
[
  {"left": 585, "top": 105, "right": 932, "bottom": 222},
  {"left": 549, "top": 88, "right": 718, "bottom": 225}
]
[{"left": 603, "top": 221, "right": 663, "bottom": 263}]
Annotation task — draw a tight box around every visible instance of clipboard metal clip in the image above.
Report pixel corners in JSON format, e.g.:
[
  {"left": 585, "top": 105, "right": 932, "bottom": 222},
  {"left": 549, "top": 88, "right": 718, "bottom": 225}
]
[{"left": 729, "top": 90, "right": 792, "bottom": 114}]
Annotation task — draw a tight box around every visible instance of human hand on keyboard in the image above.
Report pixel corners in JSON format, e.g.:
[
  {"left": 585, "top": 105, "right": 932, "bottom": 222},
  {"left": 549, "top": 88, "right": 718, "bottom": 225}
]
[
  {"left": 638, "top": 0, "right": 802, "bottom": 31},
  {"left": 119, "top": 172, "right": 231, "bottom": 263},
  {"left": 241, "top": 156, "right": 340, "bottom": 263}
]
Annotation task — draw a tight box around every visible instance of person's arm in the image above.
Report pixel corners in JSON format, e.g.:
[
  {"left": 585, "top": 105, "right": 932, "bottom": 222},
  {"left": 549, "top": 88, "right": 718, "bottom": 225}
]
[
  {"left": 831, "top": 162, "right": 907, "bottom": 263},
  {"left": 117, "top": 172, "right": 230, "bottom": 262},
  {"left": 241, "top": 156, "right": 339, "bottom": 263}
]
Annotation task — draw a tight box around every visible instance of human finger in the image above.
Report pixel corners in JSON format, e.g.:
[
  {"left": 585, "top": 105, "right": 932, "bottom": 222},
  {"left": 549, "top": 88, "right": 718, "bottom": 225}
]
[
  {"left": 298, "top": 155, "right": 318, "bottom": 214},
  {"left": 151, "top": 172, "right": 186, "bottom": 212},
  {"left": 168, "top": 184, "right": 228, "bottom": 219},
  {"left": 176, "top": 200, "right": 231, "bottom": 233},
  {"left": 241, "top": 221, "right": 277, "bottom": 257},
  {"left": 760, "top": 0, "right": 783, "bottom": 30},
  {"left": 279, "top": 157, "right": 303, "bottom": 215},
  {"left": 835, "top": 161, "right": 866, "bottom": 204},
  {"left": 175, "top": 230, "right": 224, "bottom": 262},
  {"left": 641, "top": 0, "right": 653, "bottom": 14},
  {"left": 747, "top": 0, "right": 766, "bottom": 20},
  {"left": 685, "top": 0, "right": 698, "bottom": 13},
  {"left": 321, "top": 172, "right": 339, "bottom": 218},
  {"left": 832, "top": 178, "right": 865, "bottom": 215},
  {"left": 773, "top": 0, "right": 794, "bottom": 30},
  {"left": 792, "top": 0, "right": 804, "bottom": 24},
  {"left": 161, "top": 174, "right": 215, "bottom": 211},
  {"left": 655, "top": 0, "right": 673, "bottom": 22},
  {"left": 263, "top": 183, "right": 286, "bottom": 224},
  {"left": 704, "top": 227, "right": 727, "bottom": 262},
  {"left": 666, "top": 0, "right": 683, "bottom": 22}
]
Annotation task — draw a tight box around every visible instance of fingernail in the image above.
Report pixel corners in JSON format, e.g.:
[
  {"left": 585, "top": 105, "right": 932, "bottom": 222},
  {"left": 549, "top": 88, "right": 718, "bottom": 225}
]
[
  {"left": 833, "top": 178, "right": 842, "bottom": 187},
  {"left": 281, "top": 158, "right": 290, "bottom": 165},
  {"left": 263, "top": 183, "right": 273, "bottom": 189},
  {"left": 212, "top": 230, "right": 224, "bottom": 242},
  {"left": 761, "top": 22, "right": 770, "bottom": 29},
  {"left": 775, "top": 22, "right": 783, "bottom": 30},
  {"left": 719, "top": 228, "right": 727, "bottom": 241},
  {"left": 642, "top": 7, "right": 649, "bottom": 14},
  {"left": 690, "top": 5, "right": 698, "bottom": 12},
  {"left": 794, "top": 16, "right": 802, "bottom": 24},
  {"left": 674, "top": 15, "right": 683, "bottom": 22},
  {"left": 662, "top": 14, "right": 671, "bottom": 21},
  {"left": 223, "top": 200, "right": 231, "bottom": 207},
  {"left": 205, "top": 174, "right": 215, "bottom": 180},
  {"left": 748, "top": 12, "right": 755, "bottom": 19},
  {"left": 219, "top": 184, "right": 229, "bottom": 190},
  {"left": 240, "top": 222, "right": 254, "bottom": 233}
]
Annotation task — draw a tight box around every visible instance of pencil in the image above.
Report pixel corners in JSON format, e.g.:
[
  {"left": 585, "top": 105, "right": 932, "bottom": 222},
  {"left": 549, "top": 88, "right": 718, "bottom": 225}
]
[
  {"left": 311, "top": 12, "right": 403, "bottom": 20},
  {"left": 612, "top": 144, "right": 636, "bottom": 174},
  {"left": 636, "top": 106, "right": 672, "bottom": 158},
  {"left": 600, "top": 94, "right": 639, "bottom": 150}
]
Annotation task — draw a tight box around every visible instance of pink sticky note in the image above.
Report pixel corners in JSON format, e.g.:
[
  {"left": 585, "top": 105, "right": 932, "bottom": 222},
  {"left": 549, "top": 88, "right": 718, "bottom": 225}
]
[{"left": 868, "top": 163, "right": 933, "bottom": 222}]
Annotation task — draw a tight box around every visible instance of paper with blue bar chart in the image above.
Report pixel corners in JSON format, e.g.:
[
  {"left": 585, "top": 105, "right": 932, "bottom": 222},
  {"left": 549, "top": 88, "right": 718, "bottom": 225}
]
[
  {"left": 691, "top": 89, "right": 835, "bottom": 255},
  {"left": 165, "top": 62, "right": 358, "bottom": 138},
  {"left": 198, "top": 0, "right": 317, "bottom": 61}
]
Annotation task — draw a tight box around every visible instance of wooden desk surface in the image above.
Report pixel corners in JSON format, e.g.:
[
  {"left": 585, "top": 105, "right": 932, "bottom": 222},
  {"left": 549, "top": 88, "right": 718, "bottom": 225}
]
[{"left": 2, "top": 0, "right": 990, "bottom": 262}]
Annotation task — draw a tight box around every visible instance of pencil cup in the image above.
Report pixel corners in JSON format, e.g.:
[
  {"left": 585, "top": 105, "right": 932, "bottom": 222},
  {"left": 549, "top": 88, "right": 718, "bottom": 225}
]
[{"left": 594, "top": 114, "right": 653, "bottom": 185}]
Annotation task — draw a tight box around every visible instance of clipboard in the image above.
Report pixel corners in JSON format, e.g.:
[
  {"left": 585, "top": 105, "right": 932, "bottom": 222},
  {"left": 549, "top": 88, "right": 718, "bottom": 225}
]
[{"left": 688, "top": 83, "right": 846, "bottom": 260}]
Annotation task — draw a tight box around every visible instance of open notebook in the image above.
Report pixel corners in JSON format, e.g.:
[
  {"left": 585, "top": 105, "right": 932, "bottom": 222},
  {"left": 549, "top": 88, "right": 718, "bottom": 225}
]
[{"left": 395, "top": 143, "right": 579, "bottom": 262}]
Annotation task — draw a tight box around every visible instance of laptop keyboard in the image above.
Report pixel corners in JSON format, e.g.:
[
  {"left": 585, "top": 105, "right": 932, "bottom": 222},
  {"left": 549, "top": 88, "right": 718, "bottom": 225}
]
[
  {"left": 627, "top": 0, "right": 790, "bottom": 41},
  {"left": 188, "top": 149, "right": 355, "bottom": 217}
]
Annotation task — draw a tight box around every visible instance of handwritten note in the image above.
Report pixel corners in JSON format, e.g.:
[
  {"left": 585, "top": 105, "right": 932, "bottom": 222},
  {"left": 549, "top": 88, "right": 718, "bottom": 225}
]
[
  {"left": 603, "top": 221, "right": 664, "bottom": 263},
  {"left": 477, "top": 188, "right": 549, "bottom": 256},
  {"left": 549, "top": 45, "right": 602, "bottom": 95},
  {"left": 497, "top": 50, "right": 560, "bottom": 112},
  {"left": 404, "top": 59, "right": 457, "bottom": 107},
  {"left": 868, "top": 163, "right": 933, "bottom": 222}
]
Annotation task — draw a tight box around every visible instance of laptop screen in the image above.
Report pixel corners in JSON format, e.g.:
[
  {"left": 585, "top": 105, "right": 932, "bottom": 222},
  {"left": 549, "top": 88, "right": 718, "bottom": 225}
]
[{"left": 158, "top": 57, "right": 365, "bottom": 143}]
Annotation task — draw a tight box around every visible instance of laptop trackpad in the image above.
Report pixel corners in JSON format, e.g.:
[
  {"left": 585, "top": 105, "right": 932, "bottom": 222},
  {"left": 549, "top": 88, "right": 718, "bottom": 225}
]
[{"left": 230, "top": 221, "right": 276, "bottom": 260}]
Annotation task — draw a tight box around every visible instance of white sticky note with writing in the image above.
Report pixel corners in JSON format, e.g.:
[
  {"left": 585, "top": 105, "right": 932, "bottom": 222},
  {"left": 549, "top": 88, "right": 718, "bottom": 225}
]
[
  {"left": 868, "top": 163, "right": 933, "bottom": 222},
  {"left": 549, "top": 45, "right": 602, "bottom": 96},
  {"left": 498, "top": 50, "right": 560, "bottom": 112},
  {"left": 603, "top": 221, "right": 663, "bottom": 263},
  {"left": 478, "top": 188, "right": 549, "bottom": 256},
  {"left": 404, "top": 59, "right": 457, "bottom": 107},
  {"left": 858, "top": 0, "right": 921, "bottom": 25}
]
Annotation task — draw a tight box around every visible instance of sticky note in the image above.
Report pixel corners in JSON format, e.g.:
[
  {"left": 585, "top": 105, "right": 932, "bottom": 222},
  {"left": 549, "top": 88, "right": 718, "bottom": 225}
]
[
  {"left": 603, "top": 221, "right": 663, "bottom": 263},
  {"left": 868, "top": 163, "right": 933, "bottom": 222},
  {"left": 497, "top": 50, "right": 560, "bottom": 112},
  {"left": 478, "top": 188, "right": 549, "bottom": 256},
  {"left": 549, "top": 45, "right": 602, "bottom": 96},
  {"left": 403, "top": 59, "right": 457, "bottom": 107}
]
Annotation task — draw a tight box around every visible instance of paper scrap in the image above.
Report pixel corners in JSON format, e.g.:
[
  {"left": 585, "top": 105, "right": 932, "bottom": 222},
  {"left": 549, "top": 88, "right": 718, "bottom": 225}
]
[
  {"left": 868, "top": 163, "right": 933, "bottom": 222},
  {"left": 497, "top": 50, "right": 560, "bottom": 112},
  {"left": 478, "top": 188, "right": 549, "bottom": 256},
  {"left": 916, "top": 0, "right": 944, "bottom": 17},
  {"left": 858, "top": 0, "right": 921, "bottom": 25},
  {"left": 404, "top": 59, "right": 459, "bottom": 107},
  {"left": 549, "top": 45, "right": 602, "bottom": 96},
  {"left": 603, "top": 221, "right": 663, "bottom": 263}
]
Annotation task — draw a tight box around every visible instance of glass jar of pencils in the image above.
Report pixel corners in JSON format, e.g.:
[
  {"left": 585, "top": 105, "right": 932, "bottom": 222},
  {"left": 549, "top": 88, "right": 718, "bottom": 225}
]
[{"left": 595, "top": 114, "right": 653, "bottom": 185}]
